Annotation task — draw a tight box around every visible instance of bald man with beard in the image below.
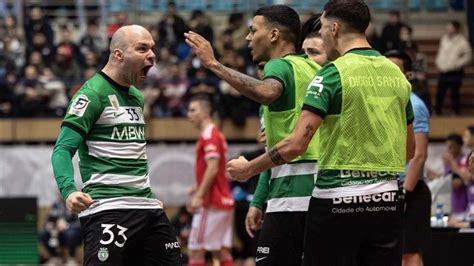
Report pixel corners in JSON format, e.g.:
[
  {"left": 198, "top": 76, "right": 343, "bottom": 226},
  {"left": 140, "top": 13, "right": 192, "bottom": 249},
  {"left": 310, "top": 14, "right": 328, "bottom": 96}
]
[{"left": 51, "top": 25, "right": 182, "bottom": 265}]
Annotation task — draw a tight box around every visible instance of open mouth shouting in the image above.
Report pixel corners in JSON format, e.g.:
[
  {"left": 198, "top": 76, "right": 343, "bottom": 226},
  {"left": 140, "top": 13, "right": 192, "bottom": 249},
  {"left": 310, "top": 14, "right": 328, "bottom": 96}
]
[{"left": 141, "top": 65, "right": 153, "bottom": 79}]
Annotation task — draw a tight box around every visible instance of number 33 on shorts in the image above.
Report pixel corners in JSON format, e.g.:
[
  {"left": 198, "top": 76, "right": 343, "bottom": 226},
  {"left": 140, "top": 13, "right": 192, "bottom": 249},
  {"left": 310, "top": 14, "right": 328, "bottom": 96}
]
[{"left": 100, "top": 223, "right": 129, "bottom": 248}]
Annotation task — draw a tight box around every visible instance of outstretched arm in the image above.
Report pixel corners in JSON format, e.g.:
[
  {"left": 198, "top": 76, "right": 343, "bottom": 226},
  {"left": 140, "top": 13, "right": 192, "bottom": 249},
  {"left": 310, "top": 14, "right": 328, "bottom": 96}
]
[{"left": 184, "top": 31, "right": 283, "bottom": 105}]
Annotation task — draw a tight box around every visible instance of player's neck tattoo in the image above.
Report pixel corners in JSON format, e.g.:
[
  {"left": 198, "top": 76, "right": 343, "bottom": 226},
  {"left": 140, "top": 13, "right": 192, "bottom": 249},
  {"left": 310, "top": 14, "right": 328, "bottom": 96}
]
[{"left": 268, "top": 147, "right": 286, "bottom": 165}]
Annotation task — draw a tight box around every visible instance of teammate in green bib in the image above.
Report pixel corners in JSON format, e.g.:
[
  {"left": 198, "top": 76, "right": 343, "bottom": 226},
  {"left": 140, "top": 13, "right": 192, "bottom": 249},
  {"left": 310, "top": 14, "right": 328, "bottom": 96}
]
[
  {"left": 51, "top": 25, "right": 181, "bottom": 265},
  {"left": 246, "top": 13, "right": 329, "bottom": 241},
  {"left": 186, "top": 5, "right": 321, "bottom": 266},
  {"left": 228, "top": 1, "right": 415, "bottom": 265}
]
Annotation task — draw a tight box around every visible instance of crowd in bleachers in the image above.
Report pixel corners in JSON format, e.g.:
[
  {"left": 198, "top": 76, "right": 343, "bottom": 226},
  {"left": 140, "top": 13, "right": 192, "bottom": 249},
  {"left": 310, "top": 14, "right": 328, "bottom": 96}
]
[
  {"left": 0, "top": 2, "right": 471, "bottom": 122},
  {"left": 0, "top": 3, "right": 262, "bottom": 125}
]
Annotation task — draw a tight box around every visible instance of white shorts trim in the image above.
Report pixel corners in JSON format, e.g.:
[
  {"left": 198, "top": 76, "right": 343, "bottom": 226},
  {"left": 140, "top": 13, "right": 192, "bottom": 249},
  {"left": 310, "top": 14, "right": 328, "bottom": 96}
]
[
  {"left": 188, "top": 208, "right": 233, "bottom": 251},
  {"left": 78, "top": 197, "right": 162, "bottom": 217}
]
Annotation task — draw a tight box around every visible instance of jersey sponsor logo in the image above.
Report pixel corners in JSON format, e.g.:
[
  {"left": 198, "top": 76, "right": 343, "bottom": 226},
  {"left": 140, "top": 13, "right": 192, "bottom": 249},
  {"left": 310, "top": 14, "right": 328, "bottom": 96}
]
[
  {"left": 332, "top": 191, "right": 397, "bottom": 204},
  {"left": 257, "top": 246, "right": 270, "bottom": 254},
  {"left": 256, "top": 256, "right": 268, "bottom": 262},
  {"left": 165, "top": 241, "right": 180, "bottom": 250},
  {"left": 111, "top": 126, "right": 145, "bottom": 140},
  {"left": 340, "top": 170, "right": 395, "bottom": 179},
  {"left": 69, "top": 94, "right": 90, "bottom": 117},
  {"left": 97, "top": 247, "right": 109, "bottom": 262}
]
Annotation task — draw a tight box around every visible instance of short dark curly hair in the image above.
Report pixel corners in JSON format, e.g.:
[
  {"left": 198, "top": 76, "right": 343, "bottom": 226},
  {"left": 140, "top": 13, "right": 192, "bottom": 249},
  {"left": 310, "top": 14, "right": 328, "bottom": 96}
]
[
  {"left": 323, "top": 0, "right": 371, "bottom": 33},
  {"left": 255, "top": 5, "right": 301, "bottom": 50}
]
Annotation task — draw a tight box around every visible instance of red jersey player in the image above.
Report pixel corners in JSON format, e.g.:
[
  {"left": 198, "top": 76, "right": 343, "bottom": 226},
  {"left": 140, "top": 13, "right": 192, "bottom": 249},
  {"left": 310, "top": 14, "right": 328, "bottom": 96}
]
[{"left": 186, "top": 94, "right": 234, "bottom": 266}]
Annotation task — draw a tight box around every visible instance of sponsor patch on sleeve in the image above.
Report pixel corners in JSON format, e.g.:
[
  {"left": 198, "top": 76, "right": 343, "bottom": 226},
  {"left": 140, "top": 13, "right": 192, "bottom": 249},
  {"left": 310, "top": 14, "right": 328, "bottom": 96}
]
[{"left": 68, "top": 94, "right": 90, "bottom": 117}]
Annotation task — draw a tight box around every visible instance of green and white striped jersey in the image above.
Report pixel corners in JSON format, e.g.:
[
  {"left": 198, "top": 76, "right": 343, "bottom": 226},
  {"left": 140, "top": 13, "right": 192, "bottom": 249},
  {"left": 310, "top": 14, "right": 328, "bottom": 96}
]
[{"left": 62, "top": 72, "right": 160, "bottom": 216}]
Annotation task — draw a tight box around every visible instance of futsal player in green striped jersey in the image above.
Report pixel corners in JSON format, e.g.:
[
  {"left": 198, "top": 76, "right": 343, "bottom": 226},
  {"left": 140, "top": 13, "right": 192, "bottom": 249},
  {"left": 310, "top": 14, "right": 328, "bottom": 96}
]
[{"left": 51, "top": 25, "right": 182, "bottom": 265}]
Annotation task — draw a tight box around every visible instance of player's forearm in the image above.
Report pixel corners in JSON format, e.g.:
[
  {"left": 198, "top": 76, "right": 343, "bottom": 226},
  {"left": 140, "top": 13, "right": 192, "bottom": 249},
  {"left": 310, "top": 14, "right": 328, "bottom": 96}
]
[
  {"left": 404, "top": 154, "right": 426, "bottom": 191},
  {"left": 52, "top": 145, "right": 78, "bottom": 200},
  {"left": 51, "top": 127, "right": 83, "bottom": 200},
  {"left": 406, "top": 124, "right": 415, "bottom": 161},
  {"left": 247, "top": 134, "right": 308, "bottom": 178},
  {"left": 208, "top": 61, "right": 277, "bottom": 105},
  {"left": 250, "top": 170, "right": 270, "bottom": 209}
]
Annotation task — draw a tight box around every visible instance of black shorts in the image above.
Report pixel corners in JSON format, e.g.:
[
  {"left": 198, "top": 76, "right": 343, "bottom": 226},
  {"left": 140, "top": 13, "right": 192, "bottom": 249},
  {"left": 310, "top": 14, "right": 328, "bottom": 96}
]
[
  {"left": 255, "top": 211, "right": 306, "bottom": 266},
  {"left": 402, "top": 180, "right": 432, "bottom": 254},
  {"left": 302, "top": 191, "right": 402, "bottom": 266},
  {"left": 79, "top": 208, "right": 182, "bottom": 265}
]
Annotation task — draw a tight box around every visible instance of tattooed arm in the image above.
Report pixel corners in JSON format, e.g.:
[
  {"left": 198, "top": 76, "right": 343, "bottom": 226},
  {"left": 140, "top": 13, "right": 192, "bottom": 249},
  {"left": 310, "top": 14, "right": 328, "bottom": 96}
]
[
  {"left": 184, "top": 31, "right": 282, "bottom": 105},
  {"left": 209, "top": 63, "right": 283, "bottom": 105},
  {"left": 228, "top": 110, "right": 322, "bottom": 181}
]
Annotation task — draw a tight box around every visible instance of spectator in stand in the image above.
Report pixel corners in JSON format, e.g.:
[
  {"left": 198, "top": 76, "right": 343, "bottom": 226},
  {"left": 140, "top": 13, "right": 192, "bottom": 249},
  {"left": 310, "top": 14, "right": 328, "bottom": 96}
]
[
  {"left": 159, "top": 62, "right": 188, "bottom": 117},
  {"left": 79, "top": 19, "right": 107, "bottom": 58},
  {"left": 39, "top": 67, "right": 68, "bottom": 117},
  {"left": 26, "top": 32, "right": 55, "bottom": 67},
  {"left": 51, "top": 44, "right": 81, "bottom": 93},
  {"left": 14, "top": 65, "right": 48, "bottom": 117},
  {"left": 187, "top": 67, "right": 219, "bottom": 107},
  {"left": 39, "top": 194, "right": 82, "bottom": 264},
  {"left": 83, "top": 50, "right": 99, "bottom": 71},
  {"left": 442, "top": 134, "right": 469, "bottom": 219},
  {"left": 215, "top": 29, "right": 234, "bottom": 57},
  {"left": 463, "top": 127, "right": 474, "bottom": 219},
  {"left": 24, "top": 6, "right": 54, "bottom": 48},
  {"left": 146, "top": 46, "right": 178, "bottom": 83},
  {"left": 158, "top": 1, "right": 188, "bottom": 52},
  {"left": 106, "top": 12, "right": 128, "bottom": 39},
  {"left": 435, "top": 20, "right": 472, "bottom": 115},
  {"left": 55, "top": 26, "right": 85, "bottom": 67},
  {"left": 0, "top": 14, "right": 19, "bottom": 38},
  {"left": 69, "top": 67, "right": 96, "bottom": 97},
  {"left": 381, "top": 10, "right": 405, "bottom": 52},
  {"left": 219, "top": 48, "right": 248, "bottom": 127},
  {"left": 0, "top": 72, "right": 17, "bottom": 117},
  {"left": 400, "top": 24, "right": 432, "bottom": 112},
  {"left": 399, "top": 25, "right": 416, "bottom": 52},
  {"left": 189, "top": 10, "right": 214, "bottom": 47},
  {"left": 0, "top": 15, "right": 24, "bottom": 69},
  {"left": 141, "top": 81, "right": 162, "bottom": 118},
  {"left": 365, "top": 22, "right": 383, "bottom": 52},
  {"left": 226, "top": 13, "right": 248, "bottom": 51},
  {"left": 0, "top": 39, "right": 18, "bottom": 77},
  {"left": 464, "top": 126, "right": 474, "bottom": 152},
  {"left": 27, "top": 50, "right": 46, "bottom": 71}
]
